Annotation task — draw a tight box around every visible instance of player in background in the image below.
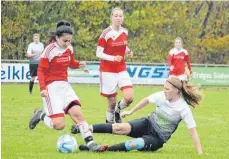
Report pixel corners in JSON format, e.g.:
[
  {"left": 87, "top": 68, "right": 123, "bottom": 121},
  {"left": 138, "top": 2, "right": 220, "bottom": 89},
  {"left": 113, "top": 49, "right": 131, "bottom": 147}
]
[
  {"left": 29, "top": 20, "right": 107, "bottom": 152},
  {"left": 168, "top": 37, "right": 192, "bottom": 81},
  {"left": 72, "top": 77, "right": 203, "bottom": 154},
  {"left": 27, "top": 33, "right": 44, "bottom": 94},
  {"left": 96, "top": 7, "right": 134, "bottom": 124}
]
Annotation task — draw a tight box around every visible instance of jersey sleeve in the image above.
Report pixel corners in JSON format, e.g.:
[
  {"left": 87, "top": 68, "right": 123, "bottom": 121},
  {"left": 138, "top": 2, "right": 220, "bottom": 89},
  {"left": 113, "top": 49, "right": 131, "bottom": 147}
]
[
  {"left": 37, "top": 46, "right": 50, "bottom": 91},
  {"left": 147, "top": 91, "right": 163, "bottom": 104},
  {"left": 96, "top": 35, "right": 115, "bottom": 61},
  {"left": 27, "top": 43, "right": 32, "bottom": 55},
  {"left": 185, "top": 54, "right": 192, "bottom": 73},
  {"left": 181, "top": 108, "right": 196, "bottom": 129},
  {"left": 69, "top": 53, "right": 80, "bottom": 69}
]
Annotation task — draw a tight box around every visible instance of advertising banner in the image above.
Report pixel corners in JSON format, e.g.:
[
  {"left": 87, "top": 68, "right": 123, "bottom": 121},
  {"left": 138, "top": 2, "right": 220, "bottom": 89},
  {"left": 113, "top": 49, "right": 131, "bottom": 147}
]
[
  {"left": 1, "top": 63, "right": 229, "bottom": 86},
  {"left": 190, "top": 67, "right": 229, "bottom": 86}
]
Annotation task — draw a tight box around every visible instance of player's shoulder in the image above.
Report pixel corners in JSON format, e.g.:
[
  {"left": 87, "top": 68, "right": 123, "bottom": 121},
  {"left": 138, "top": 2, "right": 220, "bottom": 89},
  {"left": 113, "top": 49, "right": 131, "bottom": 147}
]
[
  {"left": 120, "top": 27, "right": 128, "bottom": 33},
  {"left": 169, "top": 48, "right": 176, "bottom": 55},
  {"left": 100, "top": 26, "right": 112, "bottom": 38},
  {"left": 182, "top": 48, "right": 188, "bottom": 55}
]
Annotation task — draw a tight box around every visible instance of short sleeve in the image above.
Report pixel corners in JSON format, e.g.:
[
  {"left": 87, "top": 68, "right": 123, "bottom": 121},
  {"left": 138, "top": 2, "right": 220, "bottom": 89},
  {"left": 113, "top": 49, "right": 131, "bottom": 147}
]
[
  {"left": 27, "top": 44, "right": 32, "bottom": 54},
  {"left": 181, "top": 108, "right": 196, "bottom": 129},
  {"left": 147, "top": 91, "right": 163, "bottom": 104}
]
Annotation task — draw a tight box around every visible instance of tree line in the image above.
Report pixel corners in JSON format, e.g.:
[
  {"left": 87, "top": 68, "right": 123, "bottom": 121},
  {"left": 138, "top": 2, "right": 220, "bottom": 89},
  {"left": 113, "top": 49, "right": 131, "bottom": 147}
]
[{"left": 2, "top": 1, "right": 229, "bottom": 64}]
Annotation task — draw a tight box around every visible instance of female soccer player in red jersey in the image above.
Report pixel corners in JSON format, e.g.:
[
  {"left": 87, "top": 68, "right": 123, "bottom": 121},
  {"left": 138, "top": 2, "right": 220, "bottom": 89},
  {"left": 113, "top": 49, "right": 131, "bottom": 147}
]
[
  {"left": 96, "top": 8, "right": 134, "bottom": 124},
  {"left": 29, "top": 20, "right": 107, "bottom": 152},
  {"left": 168, "top": 37, "right": 192, "bottom": 81}
]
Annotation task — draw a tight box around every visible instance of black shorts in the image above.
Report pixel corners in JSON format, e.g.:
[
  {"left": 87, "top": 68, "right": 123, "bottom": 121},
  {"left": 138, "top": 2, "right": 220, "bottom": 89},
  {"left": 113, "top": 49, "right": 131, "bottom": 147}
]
[
  {"left": 128, "top": 118, "right": 164, "bottom": 151},
  {"left": 29, "top": 64, "right": 38, "bottom": 77}
]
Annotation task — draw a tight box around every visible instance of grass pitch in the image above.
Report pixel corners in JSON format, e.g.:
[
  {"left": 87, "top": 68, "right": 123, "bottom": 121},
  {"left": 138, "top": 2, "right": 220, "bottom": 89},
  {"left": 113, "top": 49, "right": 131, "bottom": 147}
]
[{"left": 1, "top": 84, "right": 229, "bottom": 159}]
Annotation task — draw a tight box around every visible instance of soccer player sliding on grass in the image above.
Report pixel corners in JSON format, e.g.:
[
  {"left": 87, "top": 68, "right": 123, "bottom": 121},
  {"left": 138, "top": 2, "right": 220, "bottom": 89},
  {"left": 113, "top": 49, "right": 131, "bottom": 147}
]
[{"left": 72, "top": 77, "right": 203, "bottom": 154}]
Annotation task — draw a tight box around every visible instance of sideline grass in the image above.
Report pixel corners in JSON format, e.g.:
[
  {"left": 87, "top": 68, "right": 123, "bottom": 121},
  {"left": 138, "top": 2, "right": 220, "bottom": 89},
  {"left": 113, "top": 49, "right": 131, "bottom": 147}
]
[{"left": 1, "top": 84, "right": 229, "bottom": 159}]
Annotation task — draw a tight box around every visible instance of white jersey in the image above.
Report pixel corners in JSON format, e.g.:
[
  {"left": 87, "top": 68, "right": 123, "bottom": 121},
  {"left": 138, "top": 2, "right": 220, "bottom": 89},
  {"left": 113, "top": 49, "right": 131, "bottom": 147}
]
[
  {"left": 27, "top": 42, "right": 44, "bottom": 64},
  {"left": 147, "top": 91, "right": 196, "bottom": 142}
]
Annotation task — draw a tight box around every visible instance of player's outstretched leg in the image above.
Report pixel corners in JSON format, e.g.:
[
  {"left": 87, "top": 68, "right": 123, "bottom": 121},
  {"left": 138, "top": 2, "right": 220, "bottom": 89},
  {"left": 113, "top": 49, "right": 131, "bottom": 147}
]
[
  {"left": 79, "top": 144, "right": 108, "bottom": 152},
  {"left": 29, "top": 109, "right": 45, "bottom": 129}
]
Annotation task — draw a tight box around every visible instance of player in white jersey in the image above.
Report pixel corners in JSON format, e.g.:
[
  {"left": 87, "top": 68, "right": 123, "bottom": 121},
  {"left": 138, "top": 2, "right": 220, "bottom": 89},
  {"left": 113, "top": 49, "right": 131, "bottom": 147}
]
[
  {"left": 27, "top": 33, "right": 44, "bottom": 94},
  {"left": 29, "top": 20, "right": 108, "bottom": 152},
  {"left": 72, "top": 77, "right": 203, "bottom": 154}
]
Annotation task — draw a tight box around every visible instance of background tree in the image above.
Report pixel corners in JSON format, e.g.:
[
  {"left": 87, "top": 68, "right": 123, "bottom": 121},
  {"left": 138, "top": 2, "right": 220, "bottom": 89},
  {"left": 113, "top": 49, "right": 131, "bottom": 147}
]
[{"left": 1, "top": 1, "right": 229, "bottom": 64}]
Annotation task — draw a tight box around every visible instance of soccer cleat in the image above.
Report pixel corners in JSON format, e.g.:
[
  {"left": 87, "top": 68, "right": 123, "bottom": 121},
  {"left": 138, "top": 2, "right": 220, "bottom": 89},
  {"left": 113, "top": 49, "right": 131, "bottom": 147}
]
[
  {"left": 29, "top": 109, "right": 43, "bottom": 129},
  {"left": 71, "top": 125, "right": 80, "bottom": 134},
  {"left": 114, "top": 111, "right": 122, "bottom": 123},
  {"left": 79, "top": 144, "right": 90, "bottom": 151},
  {"left": 88, "top": 143, "right": 109, "bottom": 152}
]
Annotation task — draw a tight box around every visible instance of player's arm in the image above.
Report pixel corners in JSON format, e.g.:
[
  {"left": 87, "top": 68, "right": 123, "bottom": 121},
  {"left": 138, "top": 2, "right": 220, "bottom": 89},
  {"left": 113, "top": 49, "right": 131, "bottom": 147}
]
[
  {"left": 182, "top": 108, "right": 202, "bottom": 154},
  {"left": 69, "top": 53, "right": 80, "bottom": 69},
  {"left": 184, "top": 51, "right": 192, "bottom": 74},
  {"left": 96, "top": 38, "right": 122, "bottom": 62},
  {"left": 189, "top": 127, "right": 203, "bottom": 154},
  {"left": 121, "top": 92, "right": 160, "bottom": 118},
  {"left": 37, "top": 57, "right": 49, "bottom": 97},
  {"left": 125, "top": 47, "right": 133, "bottom": 58},
  {"left": 168, "top": 50, "right": 174, "bottom": 71}
]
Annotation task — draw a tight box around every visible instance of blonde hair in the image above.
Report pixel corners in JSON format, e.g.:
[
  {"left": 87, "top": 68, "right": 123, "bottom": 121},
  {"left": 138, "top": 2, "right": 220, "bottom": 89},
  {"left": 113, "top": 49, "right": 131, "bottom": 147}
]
[
  {"left": 33, "top": 33, "right": 40, "bottom": 37},
  {"left": 110, "top": 7, "right": 123, "bottom": 18},
  {"left": 166, "top": 77, "right": 202, "bottom": 108},
  {"left": 174, "top": 37, "right": 183, "bottom": 47}
]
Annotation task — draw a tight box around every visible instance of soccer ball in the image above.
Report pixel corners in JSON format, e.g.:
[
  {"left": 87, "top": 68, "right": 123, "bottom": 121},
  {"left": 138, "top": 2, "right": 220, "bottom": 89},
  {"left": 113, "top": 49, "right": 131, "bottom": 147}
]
[{"left": 56, "top": 134, "right": 77, "bottom": 153}]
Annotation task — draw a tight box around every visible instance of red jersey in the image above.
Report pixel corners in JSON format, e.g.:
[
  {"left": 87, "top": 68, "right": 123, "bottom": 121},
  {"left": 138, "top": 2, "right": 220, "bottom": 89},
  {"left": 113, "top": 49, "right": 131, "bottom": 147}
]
[
  {"left": 97, "top": 26, "right": 128, "bottom": 73},
  {"left": 38, "top": 43, "right": 80, "bottom": 91},
  {"left": 168, "top": 48, "right": 192, "bottom": 76}
]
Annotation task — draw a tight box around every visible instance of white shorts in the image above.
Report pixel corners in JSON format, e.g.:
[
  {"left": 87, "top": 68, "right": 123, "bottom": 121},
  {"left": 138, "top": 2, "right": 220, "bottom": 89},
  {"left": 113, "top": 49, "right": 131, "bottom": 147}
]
[
  {"left": 99, "top": 71, "right": 133, "bottom": 97},
  {"left": 42, "top": 81, "right": 80, "bottom": 118},
  {"left": 169, "top": 74, "right": 187, "bottom": 81}
]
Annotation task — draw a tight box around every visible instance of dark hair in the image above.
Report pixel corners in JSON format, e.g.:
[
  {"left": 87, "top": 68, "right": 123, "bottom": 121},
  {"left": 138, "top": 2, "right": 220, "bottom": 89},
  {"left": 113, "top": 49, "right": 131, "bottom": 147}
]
[
  {"left": 46, "top": 31, "right": 56, "bottom": 46},
  {"left": 56, "top": 20, "right": 74, "bottom": 37}
]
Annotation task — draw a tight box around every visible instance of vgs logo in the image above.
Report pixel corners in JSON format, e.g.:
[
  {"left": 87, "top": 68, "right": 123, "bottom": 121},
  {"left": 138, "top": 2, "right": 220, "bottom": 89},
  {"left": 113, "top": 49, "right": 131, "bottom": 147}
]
[{"left": 127, "top": 66, "right": 169, "bottom": 78}]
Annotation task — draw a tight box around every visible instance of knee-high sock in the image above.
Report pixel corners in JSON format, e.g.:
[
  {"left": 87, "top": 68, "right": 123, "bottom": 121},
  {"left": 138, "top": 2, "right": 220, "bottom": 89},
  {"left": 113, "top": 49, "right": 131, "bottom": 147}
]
[
  {"left": 91, "top": 123, "right": 112, "bottom": 133},
  {"left": 115, "top": 99, "right": 130, "bottom": 112},
  {"left": 107, "top": 138, "right": 145, "bottom": 152},
  {"left": 77, "top": 121, "right": 95, "bottom": 146},
  {"left": 29, "top": 81, "right": 34, "bottom": 92},
  {"left": 106, "top": 110, "right": 114, "bottom": 123},
  {"left": 42, "top": 115, "right": 54, "bottom": 129}
]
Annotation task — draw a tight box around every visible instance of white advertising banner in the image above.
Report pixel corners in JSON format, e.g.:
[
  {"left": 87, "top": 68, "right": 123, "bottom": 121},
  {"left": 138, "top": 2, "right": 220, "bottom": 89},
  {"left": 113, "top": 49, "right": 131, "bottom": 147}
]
[{"left": 1, "top": 63, "right": 169, "bottom": 85}]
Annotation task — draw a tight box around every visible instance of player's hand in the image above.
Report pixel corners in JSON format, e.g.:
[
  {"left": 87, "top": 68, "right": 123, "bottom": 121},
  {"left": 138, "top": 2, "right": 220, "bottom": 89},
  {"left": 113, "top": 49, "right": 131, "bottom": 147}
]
[
  {"left": 79, "top": 61, "right": 86, "bottom": 68},
  {"left": 40, "top": 90, "right": 48, "bottom": 97},
  {"left": 121, "top": 111, "right": 132, "bottom": 118},
  {"left": 114, "top": 55, "right": 123, "bottom": 62},
  {"left": 126, "top": 50, "right": 133, "bottom": 58},
  {"left": 170, "top": 66, "right": 174, "bottom": 71}
]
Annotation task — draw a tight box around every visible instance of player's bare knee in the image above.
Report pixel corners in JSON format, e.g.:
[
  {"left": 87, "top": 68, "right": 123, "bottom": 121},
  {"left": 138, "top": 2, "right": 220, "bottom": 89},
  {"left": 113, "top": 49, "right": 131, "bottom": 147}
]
[
  {"left": 112, "top": 123, "right": 122, "bottom": 133},
  {"left": 53, "top": 122, "right": 65, "bottom": 130},
  {"left": 124, "top": 97, "right": 133, "bottom": 105}
]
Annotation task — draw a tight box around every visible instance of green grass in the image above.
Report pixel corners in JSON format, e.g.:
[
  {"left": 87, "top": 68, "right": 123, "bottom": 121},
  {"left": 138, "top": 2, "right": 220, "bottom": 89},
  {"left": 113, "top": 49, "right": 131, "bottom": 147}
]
[{"left": 1, "top": 84, "right": 229, "bottom": 159}]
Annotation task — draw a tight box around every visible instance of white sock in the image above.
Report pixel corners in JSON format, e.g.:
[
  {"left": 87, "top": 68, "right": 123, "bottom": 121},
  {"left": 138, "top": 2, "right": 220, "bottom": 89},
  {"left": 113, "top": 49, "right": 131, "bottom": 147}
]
[
  {"left": 115, "top": 99, "right": 129, "bottom": 112},
  {"left": 43, "top": 116, "right": 54, "bottom": 129},
  {"left": 77, "top": 121, "right": 93, "bottom": 140},
  {"left": 89, "top": 125, "right": 93, "bottom": 132},
  {"left": 106, "top": 110, "right": 114, "bottom": 123}
]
